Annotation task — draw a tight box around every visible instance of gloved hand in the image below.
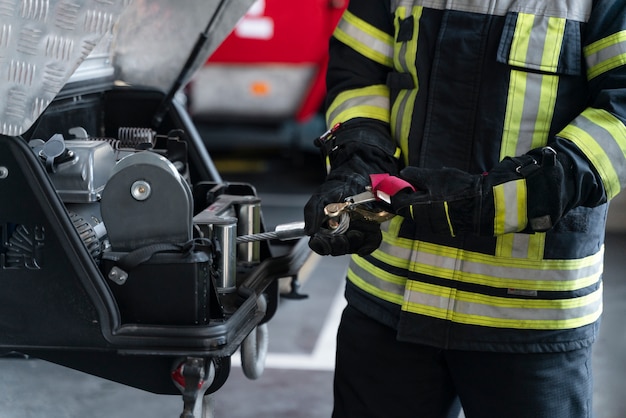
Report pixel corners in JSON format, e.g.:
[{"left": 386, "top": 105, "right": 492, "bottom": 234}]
[
  {"left": 304, "top": 119, "right": 400, "bottom": 256},
  {"left": 304, "top": 167, "right": 383, "bottom": 256},
  {"left": 391, "top": 146, "right": 578, "bottom": 236},
  {"left": 308, "top": 219, "right": 382, "bottom": 256}
]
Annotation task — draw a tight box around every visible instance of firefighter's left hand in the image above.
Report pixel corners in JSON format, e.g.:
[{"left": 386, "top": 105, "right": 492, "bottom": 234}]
[{"left": 391, "top": 147, "right": 571, "bottom": 236}]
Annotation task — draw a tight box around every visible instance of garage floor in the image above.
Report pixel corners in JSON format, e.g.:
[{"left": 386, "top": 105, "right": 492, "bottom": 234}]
[{"left": 0, "top": 152, "right": 624, "bottom": 418}]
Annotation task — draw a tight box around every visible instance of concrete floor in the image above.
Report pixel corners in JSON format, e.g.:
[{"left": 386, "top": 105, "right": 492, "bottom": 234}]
[{"left": 0, "top": 153, "right": 624, "bottom": 418}]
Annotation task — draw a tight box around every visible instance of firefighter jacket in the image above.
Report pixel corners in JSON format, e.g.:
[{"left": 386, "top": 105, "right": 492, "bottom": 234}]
[{"left": 325, "top": 0, "right": 626, "bottom": 352}]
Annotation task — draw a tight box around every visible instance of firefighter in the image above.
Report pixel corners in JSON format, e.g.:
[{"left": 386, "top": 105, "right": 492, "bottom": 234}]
[{"left": 304, "top": 1, "right": 626, "bottom": 417}]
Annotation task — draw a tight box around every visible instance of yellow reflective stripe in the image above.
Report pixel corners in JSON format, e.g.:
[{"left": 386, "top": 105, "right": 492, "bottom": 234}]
[
  {"left": 508, "top": 13, "right": 533, "bottom": 66},
  {"left": 558, "top": 108, "right": 626, "bottom": 199},
  {"left": 501, "top": 70, "right": 526, "bottom": 158},
  {"left": 346, "top": 219, "right": 413, "bottom": 303},
  {"left": 379, "top": 217, "right": 600, "bottom": 279},
  {"left": 352, "top": 223, "right": 604, "bottom": 293},
  {"left": 393, "top": 6, "right": 421, "bottom": 74},
  {"left": 496, "top": 232, "right": 546, "bottom": 259},
  {"left": 493, "top": 179, "right": 528, "bottom": 235},
  {"left": 585, "top": 30, "right": 626, "bottom": 79},
  {"left": 348, "top": 256, "right": 406, "bottom": 305},
  {"left": 526, "top": 232, "right": 546, "bottom": 259},
  {"left": 391, "top": 6, "right": 422, "bottom": 165},
  {"left": 326, "top": 85, "right": 390, "bottom": 128},
  {"left": 368, "top": 217, "right": 415, "bottom": 269},
  {"left": 334, "top": 10, "right": 394, "bottom": 67},
  {"left": 533, "top": 73, "right": 559, "bottom": 147},
  {"left": 393, "top": 88, "right": 417, "bottom": 167},
  {"left": 403, "top": 281, "right": 603, "bottom": 329},
  {"left": 500, "top": 13, "right": 566, "bottom": 159},
  {"left": 500, "top": 71, "right": 558, "bottom": 159},
  {"left": 508, "top": 14, "right": 565, "bottom": 72},
  {"left": 411, "top": 239, "right": 602, "bottom": 276},
  {"left": 496, "top": 234, "right": 516, "bottom": 257},
  {"left": 410, "top": 246, "right": 601, "bottom": 291},
  {"left": 372, "top": 218, "right": 416, "bottom": 267}
]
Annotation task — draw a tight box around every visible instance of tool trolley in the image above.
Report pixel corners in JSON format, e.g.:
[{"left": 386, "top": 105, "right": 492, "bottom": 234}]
[{"left": 0, "top": 1, "right": 311, "bottom": 416}]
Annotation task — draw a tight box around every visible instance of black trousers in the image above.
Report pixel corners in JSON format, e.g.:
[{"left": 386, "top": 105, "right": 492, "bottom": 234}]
[{"left": 333, "top": 304, "right": 593, "bottom": 418}]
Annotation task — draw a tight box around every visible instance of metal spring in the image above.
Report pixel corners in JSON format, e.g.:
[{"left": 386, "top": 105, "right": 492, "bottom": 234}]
[{"left": 117, "top": 127, "right": 156, "bottom": 148}]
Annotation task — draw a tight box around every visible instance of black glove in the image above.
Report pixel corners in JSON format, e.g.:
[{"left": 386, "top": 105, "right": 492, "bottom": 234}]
[
  {"left": 304, "top": 167, "right": 383, "bottom": 256},
  {"left": 391, "top": 146, "right": 582, "bottom": 236},
  {"left": 304, "top": 120, "right": 399, "bottom": 256},
  {"left": 308, "top": 219, "right": 383, "bottom": 256}
]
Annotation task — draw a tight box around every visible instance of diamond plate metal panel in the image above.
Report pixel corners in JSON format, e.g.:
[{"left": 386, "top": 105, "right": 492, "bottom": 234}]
[
  {"left": 0, "top": 0, "right": 130, "bottom": 136},
  {"left": 0, "top": 0, "right": 256, "bottom": 137}
]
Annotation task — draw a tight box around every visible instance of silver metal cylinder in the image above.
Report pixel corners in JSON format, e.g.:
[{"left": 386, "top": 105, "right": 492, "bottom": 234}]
[
  {"left": 237, "top": 198, "right": 261, "bottom": 265},
  {"left": 213, "top": 218, "right": 237, "bottom": 293}
]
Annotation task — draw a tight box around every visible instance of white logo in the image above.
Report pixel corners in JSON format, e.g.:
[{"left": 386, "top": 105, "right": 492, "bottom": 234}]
[{"left": 234, "top": 0, "right": 274, "bottom": 40}]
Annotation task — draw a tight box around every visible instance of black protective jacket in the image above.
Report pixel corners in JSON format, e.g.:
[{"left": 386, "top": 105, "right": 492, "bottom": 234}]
[{"left": 325, "top": 0, "right": 626, "bottom": 352}]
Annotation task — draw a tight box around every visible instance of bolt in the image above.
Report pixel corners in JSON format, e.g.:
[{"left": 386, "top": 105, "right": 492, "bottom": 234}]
[
  {"left": 130, "top": 180, "right": 151, "bottom": 201},
  {"left": 0, "top": 166, "right": 8, "bottom": 179}
]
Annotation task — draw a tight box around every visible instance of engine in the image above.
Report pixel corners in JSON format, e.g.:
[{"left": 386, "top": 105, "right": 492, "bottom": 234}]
[{"left": 22, "top": 127, "right": 266, "bottom": 327}]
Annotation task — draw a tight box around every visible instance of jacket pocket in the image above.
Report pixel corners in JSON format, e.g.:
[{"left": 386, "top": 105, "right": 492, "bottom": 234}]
[{"left": 496, "top": 11, "right": 583, "bottom": 76}]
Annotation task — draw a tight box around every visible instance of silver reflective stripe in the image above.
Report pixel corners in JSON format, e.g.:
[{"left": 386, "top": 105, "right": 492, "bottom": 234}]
[
  {"left": 509, "top": 14, "right": 565, "bottom": 72},
  {"left": 522, "top": 72, "right": 557, "bottom": 154},
  {"left": 412, "top": 248, "right": 602, "bottom": 288},
  {"left": 510, "top": 233, "right": 536, "bottom": 258},
  {"left": 493, "top": 179, "right": 527, "bottom": 234},
  {"left": 499, "top": 12, "right": 564, "bottom": 157},
  {"left": 585, "top": 31, "right": 626, "bottom": 79},
  {"left": 404, "top": 281, "right": 603, "bottom": 328},
  {"left": 525, "top": 15, "right": 555, "bottom": 66},
  {"left": 558, "top": 109, "right": 626, "bottom": 198},
  {"left": 350, "top": 229, "right": 604, "bottom": 329},
  {"left": 395, "top": 34, "right": 410, "bottom": 72},
  {"left": 500, "top": 70, "right": 558, "bottom": 159},
  {"left": 335, "top": 11, "right": 394, "bottom": 67},
  {"left": 391, "top": 6, "right": 421, "bottom": 161},
  {"left": 392, "top": 0, "right": 592, "bottom": 21},
  {"left": 326, "top": 86, "right": 390, "bottom": 127},
  {"left": 356, "top": 225, "right": 604, "bottom": 290},
  {"left": 349, "top": 257, "right": 407, "bottom": 297},
  {"left": 495, "top": 232, "right": 546, "bottom": 260},
  {"left": 347, "top": 219, "right": 410, "bottom": 304},
  {"left": 391, "top": 91, "right": 410, "bottom": 142}
]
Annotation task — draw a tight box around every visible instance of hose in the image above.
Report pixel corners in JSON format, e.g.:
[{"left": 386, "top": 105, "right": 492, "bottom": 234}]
[{"left": 240, "top": 294, "right": 269, "bottom": 380}]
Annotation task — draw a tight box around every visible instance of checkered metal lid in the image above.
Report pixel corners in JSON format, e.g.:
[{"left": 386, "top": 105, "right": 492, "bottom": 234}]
[{"left": 0, "top": 0, "right": 254, "bottom": 136}]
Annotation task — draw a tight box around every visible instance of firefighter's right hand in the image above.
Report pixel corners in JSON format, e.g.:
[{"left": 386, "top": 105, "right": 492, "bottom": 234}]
[{"left": 304, "top": 173, "right": 382, "bottom": 257}]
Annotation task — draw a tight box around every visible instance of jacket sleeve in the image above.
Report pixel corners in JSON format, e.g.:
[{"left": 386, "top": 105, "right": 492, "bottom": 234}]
[
  {"left": 319, "top": 0, "right": 401, "bottom": 177},
  {"left": 555, "top": 0, "right": 626, "bottom": 204},
  {"left": 324, "top": 0, "right": 395, "bottom": 131}
]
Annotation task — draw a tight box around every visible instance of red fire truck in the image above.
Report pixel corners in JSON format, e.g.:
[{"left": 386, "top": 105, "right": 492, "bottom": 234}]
[{"left": 187, "top": 0, "right": 347, "bottom": 151}]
